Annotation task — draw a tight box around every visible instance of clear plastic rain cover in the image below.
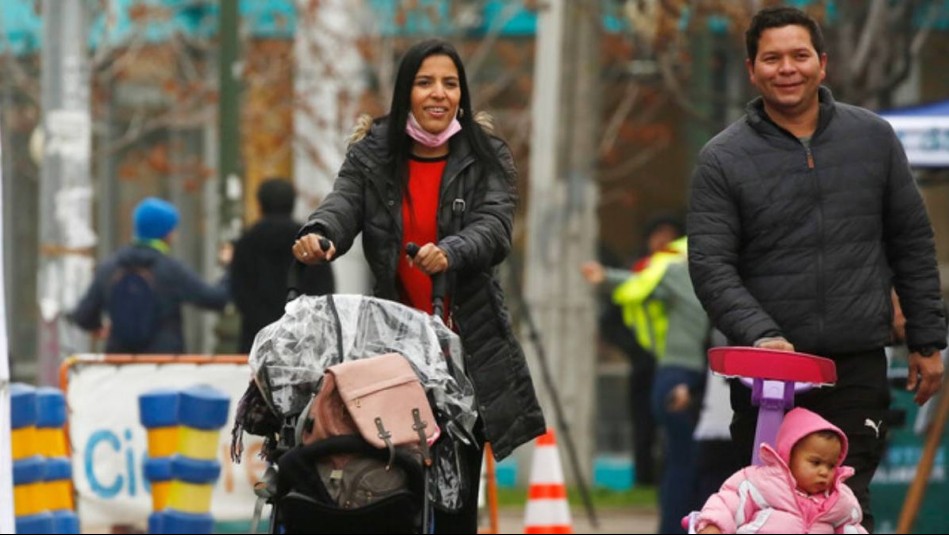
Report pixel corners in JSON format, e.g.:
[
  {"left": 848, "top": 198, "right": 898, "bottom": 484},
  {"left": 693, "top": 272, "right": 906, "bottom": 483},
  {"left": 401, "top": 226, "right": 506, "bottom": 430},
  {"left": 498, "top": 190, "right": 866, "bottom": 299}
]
[{"left": 248, "top": 293, "right": 478, "bottom": 511}]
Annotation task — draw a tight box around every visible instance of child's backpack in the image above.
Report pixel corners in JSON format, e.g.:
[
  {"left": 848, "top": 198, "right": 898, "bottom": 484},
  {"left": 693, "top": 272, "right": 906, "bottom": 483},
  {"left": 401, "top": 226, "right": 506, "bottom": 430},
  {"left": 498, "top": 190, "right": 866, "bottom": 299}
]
[{"left": 107, "top": 263, "right": 160, "bottom": 351}]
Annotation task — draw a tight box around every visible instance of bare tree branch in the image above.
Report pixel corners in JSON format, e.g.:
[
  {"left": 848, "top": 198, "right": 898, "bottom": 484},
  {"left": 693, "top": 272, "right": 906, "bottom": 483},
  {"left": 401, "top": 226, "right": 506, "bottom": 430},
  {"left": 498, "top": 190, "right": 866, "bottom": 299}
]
[
  {"left": 598, "top": 136, "right": 671, "bottom": 183},
  {"left": 465, "top": 0, "right": 522, "bottom": 79},
  {"left": 598, "top": 82, "right": 640, "bottom": 157},
  {"left": 656, "top": 48, "right": 714, "bottom": 124},
  {"left": 848, "top": 0, "right": 887, "bottom": 79},
  {"left": 910, "top": 0, "right": 938, "bottom": 56}
]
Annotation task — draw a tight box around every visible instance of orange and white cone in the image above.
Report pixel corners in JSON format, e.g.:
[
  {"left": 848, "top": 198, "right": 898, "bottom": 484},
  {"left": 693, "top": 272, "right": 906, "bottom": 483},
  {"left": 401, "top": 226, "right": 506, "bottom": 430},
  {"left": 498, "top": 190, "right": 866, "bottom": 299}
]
[{"left": 523, "top": 429, "right": 572, "bottom": 534}]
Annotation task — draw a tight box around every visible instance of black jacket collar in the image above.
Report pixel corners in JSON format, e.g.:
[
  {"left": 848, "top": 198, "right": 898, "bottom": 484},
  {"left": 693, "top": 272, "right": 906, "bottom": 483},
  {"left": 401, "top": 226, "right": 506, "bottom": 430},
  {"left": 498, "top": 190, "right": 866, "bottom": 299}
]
[{"left": 745, "top": 85, "right": 837, "bottom": 139}]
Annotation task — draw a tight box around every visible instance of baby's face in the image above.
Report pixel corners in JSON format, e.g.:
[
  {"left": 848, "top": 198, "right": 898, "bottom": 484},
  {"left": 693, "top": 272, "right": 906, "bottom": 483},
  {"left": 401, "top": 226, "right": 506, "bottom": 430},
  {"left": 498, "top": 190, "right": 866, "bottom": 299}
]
[{"left": 789, "top": 433, "right": 841, "bottom": 495}]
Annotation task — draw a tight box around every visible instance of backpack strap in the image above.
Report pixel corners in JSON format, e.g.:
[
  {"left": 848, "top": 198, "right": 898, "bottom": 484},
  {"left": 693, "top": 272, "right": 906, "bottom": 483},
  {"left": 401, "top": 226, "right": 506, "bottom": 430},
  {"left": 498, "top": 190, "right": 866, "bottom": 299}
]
[
  {"left": 373, "top": 417, "right": 396, "bottom": 469},
  {"left": 412, "top": 408, "right": 432, "bottom": 466},
  {"left": 446, "top": 175, "right": 467, "bottom": 327},
  {"left": 110, "top": 255, "right": 159, "bottom": 299}
]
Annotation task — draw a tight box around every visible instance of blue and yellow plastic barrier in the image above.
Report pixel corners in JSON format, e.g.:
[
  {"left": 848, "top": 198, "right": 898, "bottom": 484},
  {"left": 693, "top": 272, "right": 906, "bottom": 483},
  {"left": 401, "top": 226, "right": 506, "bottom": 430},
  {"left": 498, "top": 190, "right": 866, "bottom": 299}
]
[
  {"left": 35, "top": 386, "right": 68, "bottom": 457},
  {"left": 11, "top": 383, "right": 37, "bottom": 461},
  {"left": 140, "top": 388, "right": 180, "bottom": 522},
  {"left": 139, "top": 385, "right": 230, "bottom": 534},
  {"left": 11, "top": 383, "right": 78, "bottom": 534},
  {"left": 36, "top": 387, "right": 79, "bottom": 533}
]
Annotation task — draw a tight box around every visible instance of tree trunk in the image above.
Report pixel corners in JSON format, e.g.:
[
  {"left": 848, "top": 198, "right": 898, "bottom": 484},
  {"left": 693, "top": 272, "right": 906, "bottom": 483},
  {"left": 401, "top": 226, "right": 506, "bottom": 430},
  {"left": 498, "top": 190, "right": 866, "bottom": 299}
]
[{"left": 524, "top": 0, "right": 599, "bottom": 484}]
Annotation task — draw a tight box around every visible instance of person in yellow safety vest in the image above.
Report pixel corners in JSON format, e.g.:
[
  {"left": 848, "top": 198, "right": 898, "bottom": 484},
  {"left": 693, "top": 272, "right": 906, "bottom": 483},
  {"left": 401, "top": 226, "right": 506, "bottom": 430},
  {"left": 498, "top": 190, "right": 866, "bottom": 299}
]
[
  {"left": 612, "top": 236, "right": 710, "bottom": 534},
  {"left": 613, "top": 237, "right": 686, "bottom": 360},
  {"left": 581, "top": 215, "right": 683, "bottom": 489}
]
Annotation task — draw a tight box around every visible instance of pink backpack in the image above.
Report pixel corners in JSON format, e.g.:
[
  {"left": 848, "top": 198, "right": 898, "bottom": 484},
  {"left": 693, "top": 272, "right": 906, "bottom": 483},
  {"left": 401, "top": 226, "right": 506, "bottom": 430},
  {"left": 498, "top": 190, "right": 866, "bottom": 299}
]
[{"left": 300, "top": 353, "right": 438, "bottom": 467}]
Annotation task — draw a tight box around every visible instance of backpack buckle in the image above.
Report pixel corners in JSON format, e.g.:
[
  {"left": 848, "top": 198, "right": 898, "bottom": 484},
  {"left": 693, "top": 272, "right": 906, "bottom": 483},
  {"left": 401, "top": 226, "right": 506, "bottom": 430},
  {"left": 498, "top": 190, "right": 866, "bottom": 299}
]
[
  {"left": 374, "top": 417, "right": 395, "bottom": 469},
  {"left": 411, "top": 408, "right": 432, "bottom": 467}
]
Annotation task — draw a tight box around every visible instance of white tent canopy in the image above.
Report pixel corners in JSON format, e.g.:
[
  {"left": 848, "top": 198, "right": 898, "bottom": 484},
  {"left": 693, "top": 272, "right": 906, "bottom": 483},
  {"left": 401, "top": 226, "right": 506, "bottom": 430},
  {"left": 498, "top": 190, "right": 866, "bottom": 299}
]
[{"left": 880, "top": 100, "right": 949, "bottom": 168}]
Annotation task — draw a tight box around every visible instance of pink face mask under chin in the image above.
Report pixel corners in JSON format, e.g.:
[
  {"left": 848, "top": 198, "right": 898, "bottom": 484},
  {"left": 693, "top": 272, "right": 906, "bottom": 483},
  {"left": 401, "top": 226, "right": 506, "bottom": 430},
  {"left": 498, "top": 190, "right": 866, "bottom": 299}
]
[{"left": 405, "top": 112, "right": 462, "bottom": 148}]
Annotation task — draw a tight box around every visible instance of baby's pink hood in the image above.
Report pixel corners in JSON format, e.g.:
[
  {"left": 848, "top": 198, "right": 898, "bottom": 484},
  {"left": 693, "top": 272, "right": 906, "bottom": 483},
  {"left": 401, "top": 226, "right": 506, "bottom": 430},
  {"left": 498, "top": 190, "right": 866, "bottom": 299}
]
[{"left": 773, "top": 407, "right": 849, "bottom": 465}]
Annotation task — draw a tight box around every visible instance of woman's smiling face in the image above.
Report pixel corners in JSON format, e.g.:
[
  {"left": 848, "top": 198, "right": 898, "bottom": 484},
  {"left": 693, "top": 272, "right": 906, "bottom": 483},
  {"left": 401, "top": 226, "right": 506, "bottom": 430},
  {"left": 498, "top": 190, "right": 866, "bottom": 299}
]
[{"left": 410, "top": 54, "right": 461, "bottom": 135}]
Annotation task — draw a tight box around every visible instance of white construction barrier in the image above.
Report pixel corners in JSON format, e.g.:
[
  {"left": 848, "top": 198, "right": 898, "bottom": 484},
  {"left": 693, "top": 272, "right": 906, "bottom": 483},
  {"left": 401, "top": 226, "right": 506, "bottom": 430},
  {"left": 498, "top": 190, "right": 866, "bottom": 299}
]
[{"left": 62, "top": 355, "right": 264, "bottom": 530}]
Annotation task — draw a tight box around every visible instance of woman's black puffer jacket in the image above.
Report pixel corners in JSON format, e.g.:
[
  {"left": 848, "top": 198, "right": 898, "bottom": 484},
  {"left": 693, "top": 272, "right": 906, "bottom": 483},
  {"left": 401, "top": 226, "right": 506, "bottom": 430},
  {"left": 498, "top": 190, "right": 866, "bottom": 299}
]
[{"left": 300, "top": 117, "right": 545, "bottom": 460}]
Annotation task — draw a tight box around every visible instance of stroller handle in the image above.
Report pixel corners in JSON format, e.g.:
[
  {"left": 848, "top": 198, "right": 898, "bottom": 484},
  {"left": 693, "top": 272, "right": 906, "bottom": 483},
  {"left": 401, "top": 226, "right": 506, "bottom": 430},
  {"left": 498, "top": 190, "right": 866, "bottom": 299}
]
[
  {"left": 709, "top": 346, "right": 837, "bottom": 467},
  {"left": 708, "top": 346, "right": 837, "bottom": 385},
  {"left": 286, "top": 237, "right": 334, "bottom": 302},
  {"left": 405, "top": 242, "right": 447, "bottom": 319}
]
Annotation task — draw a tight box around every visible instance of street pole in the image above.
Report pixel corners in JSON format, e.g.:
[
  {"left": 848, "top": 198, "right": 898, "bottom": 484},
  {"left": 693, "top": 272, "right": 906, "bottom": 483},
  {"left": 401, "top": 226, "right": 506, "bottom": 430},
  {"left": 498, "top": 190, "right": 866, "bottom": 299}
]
[
  {"left": 292, "top": 0, "right": 370, "bottom": 294},
  {"left": 0, "top": 121, "right": 16, "bottom": 535},
  {"left": 37, "top": 0, "right": 94, "bottom": 384},
  {"left": 219, "top": 0, "right": 242, "bottom": 240},
  {"left": 210, "top": 0, "right": 242, "bottom": 353},
  {"left": 524, "top": 0, "right": 599, "bottom": 509}
]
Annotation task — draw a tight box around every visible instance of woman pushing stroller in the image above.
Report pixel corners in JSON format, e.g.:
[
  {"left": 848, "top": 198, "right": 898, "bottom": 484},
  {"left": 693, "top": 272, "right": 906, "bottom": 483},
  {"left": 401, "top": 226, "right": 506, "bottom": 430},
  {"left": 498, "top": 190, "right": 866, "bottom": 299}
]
[{"left": 293, "top": 38, "right": 546, "bottom": 532}]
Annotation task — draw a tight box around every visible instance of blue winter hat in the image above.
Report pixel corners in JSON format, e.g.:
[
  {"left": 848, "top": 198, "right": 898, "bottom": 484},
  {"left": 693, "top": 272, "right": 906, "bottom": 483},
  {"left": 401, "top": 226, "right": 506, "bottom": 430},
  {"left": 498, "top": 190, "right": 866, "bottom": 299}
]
[{"left": 133, "top": 197, "right": 180, "bottom": 240}]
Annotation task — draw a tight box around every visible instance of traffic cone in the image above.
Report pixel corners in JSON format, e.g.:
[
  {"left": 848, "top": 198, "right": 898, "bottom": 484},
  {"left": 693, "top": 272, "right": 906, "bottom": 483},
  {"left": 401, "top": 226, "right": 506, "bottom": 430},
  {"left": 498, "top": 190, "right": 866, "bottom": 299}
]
[{"left": 523, "top": 429, "right": 572, "bottom": 534}]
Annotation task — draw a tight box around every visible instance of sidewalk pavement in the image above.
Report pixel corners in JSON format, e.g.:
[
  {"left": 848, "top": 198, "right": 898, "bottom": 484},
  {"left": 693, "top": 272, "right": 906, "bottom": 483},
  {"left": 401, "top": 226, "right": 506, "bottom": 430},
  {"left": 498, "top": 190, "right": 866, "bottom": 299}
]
[
  {"left": 84, "top": 505, "right": 660, "bottom": 534},
  {"left": 493, "top": 506, "right": 658, "bottom": 534}
]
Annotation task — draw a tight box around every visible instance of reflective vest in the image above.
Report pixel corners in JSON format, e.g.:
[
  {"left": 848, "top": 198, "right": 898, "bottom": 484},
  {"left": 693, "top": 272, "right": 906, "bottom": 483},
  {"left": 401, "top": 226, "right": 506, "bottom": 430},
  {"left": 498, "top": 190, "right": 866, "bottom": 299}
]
[{"left": 612, "top": 237, "right": 687, "bottom": 360}]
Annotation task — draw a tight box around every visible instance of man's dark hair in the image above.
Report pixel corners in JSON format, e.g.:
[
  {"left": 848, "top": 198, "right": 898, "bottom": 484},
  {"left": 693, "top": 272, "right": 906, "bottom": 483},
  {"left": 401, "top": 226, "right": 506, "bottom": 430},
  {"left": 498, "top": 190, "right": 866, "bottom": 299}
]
[
  {"left": 257, "top": 178, "right": 296, "bottom": 216},
  {"left": 386, "top": 39, "right": 505, "bottom": 190},
  {"left": 745, "top": 6, "right": 825, "bottom": 63}
]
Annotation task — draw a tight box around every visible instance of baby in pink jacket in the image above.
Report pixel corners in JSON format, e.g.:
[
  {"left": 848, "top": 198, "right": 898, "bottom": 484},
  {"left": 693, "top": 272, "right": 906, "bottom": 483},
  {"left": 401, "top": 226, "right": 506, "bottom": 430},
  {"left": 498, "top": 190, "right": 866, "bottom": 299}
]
[{"left": 696, "top": 407, "right": 867, "bottom": 534}]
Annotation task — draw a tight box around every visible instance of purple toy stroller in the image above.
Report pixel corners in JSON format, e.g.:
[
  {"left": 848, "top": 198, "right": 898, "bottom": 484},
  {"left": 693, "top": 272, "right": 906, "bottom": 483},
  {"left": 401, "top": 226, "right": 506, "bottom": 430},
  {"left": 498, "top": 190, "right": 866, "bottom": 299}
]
[{"left": 685, "top": 346, "right": 837, "bottom": 533}]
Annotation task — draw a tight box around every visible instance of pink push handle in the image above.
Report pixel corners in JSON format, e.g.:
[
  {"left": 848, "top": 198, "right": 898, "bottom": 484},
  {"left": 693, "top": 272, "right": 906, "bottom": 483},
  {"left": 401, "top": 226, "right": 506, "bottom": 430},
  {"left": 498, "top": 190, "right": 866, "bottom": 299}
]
[
  {"left": 708, "top": 346, "right": 837, "bottom": 385},
  {"left": 709, "top": 346, "right": 837, "bottom": 467}
]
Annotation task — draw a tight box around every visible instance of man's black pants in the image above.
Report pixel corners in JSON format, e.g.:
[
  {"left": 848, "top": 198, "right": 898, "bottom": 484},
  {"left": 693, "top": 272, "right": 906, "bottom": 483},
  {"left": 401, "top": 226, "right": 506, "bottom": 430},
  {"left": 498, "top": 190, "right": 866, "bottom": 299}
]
[{"left": 729, "top": 348, "right": 889, "bottom": 533}]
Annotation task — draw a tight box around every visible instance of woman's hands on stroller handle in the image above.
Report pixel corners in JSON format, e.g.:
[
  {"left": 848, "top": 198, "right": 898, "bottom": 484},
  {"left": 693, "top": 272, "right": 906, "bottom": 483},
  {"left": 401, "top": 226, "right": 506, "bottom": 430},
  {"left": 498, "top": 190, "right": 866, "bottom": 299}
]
[{"left": 294, "top": 233, "right": 335, "bottom": 264}]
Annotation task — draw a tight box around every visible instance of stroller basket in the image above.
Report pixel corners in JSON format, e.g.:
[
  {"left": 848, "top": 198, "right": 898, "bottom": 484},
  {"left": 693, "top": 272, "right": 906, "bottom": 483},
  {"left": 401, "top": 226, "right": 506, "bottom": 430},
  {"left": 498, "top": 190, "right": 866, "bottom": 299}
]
[{"left": 276, "top": 435, "right": 426, "bottom": 534}]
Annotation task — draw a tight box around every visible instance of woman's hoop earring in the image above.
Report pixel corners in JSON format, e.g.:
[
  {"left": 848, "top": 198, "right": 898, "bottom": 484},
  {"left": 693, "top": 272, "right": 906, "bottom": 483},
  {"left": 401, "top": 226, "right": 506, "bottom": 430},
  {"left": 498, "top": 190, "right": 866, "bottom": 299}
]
[{"left": 457, "top": 108, "right": 464, "bottom": 119}]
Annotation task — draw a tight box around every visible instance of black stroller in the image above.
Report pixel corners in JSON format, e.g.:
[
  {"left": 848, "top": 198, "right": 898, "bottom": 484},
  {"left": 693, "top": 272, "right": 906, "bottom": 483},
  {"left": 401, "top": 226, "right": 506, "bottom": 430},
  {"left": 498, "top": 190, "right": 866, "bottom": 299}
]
[{"left": 230, "top": 292, "right": 478, "bottom": 534}]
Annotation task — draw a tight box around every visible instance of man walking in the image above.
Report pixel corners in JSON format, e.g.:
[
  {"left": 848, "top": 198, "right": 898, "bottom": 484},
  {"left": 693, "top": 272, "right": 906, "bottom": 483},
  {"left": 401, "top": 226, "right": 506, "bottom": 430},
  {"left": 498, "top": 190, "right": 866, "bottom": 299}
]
[{"left": 687, "top": 6, "right": 946, "bottom": 531}]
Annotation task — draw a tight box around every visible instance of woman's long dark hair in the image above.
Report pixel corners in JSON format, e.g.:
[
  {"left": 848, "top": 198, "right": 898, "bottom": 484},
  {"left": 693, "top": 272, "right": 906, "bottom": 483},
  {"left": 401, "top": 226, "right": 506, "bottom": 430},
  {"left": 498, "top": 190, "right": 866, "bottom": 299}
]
[{"left": 385, "top": 39, "right": 505, "bottom": 191}]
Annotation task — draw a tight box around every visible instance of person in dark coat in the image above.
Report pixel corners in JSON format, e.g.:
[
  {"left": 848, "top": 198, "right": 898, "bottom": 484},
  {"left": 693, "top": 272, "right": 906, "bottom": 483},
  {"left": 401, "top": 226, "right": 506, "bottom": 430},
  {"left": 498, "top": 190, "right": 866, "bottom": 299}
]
[
  {"left": 230, "top": 178, "right": 335, "bottom": 353},
  {"left": 687, "top": 6, "right": 946, "bottom": 531},
  {"left": 292, "top": 39, "right": 545, "bottom": 533},
  {"left": 70, "top": 197, "right": 231, "bottom": 353}
]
